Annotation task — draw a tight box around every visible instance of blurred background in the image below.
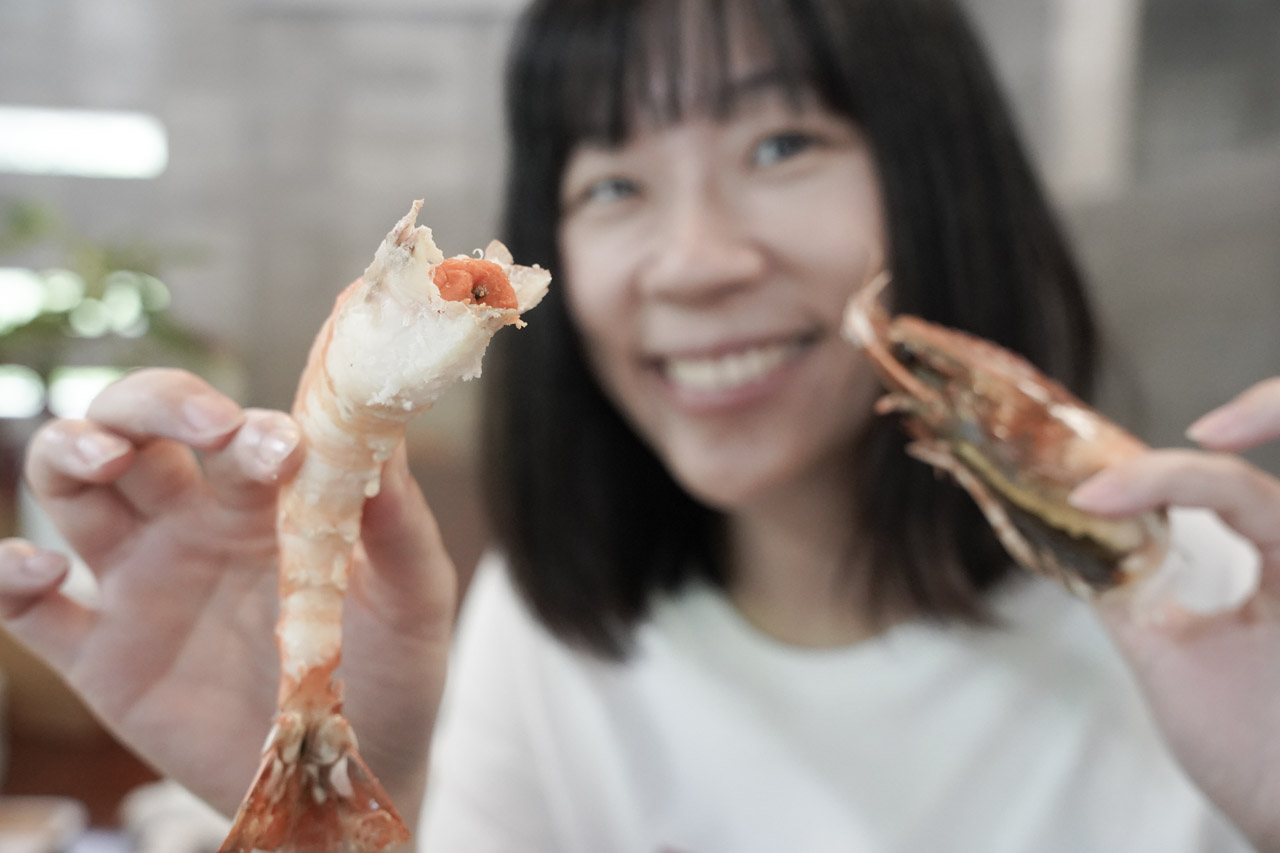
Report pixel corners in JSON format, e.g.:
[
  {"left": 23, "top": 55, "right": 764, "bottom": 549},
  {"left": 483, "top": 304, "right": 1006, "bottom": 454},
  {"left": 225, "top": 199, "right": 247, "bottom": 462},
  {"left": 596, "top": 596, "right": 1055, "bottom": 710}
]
[{"left": 0, "top": 0, "right": 1277, "bottom": 847}]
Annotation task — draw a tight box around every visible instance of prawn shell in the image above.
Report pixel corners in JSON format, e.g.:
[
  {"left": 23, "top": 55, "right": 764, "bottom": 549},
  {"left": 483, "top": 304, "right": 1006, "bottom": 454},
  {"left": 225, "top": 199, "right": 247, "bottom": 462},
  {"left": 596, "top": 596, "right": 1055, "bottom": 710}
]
[{"left": 845, "top": 273, "right": 1169, "bottom": 597}]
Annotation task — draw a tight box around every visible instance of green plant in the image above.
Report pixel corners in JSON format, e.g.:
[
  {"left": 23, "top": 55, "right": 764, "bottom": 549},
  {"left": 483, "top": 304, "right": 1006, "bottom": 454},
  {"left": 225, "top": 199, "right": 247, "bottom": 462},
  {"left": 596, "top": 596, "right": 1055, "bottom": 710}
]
[{"left": 0, "top": 197, "right": 235, "bottom": 415}]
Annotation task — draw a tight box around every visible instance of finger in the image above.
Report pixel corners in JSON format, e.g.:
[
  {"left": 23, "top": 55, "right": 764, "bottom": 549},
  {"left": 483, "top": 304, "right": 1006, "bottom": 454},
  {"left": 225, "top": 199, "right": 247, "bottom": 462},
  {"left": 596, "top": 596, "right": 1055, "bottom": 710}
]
[
  {"left": 86, "top": 367, "right": 245, "bottom": 450},
  {"left": 26, "top": 416, "right": 206, "bottom": 550},
  {"left": 353, "top": 444, "right": 455, "bottom": 635},
  {"left": 24, "top": 417, "right": 137, "bottom": 500},
  {"left": 27, "top": 416, "right": 205, "bottom": 522},
  {"left": 112, "top": 438, "right": 205, "bottom": 518},
  {"left": 0, "top": 538, "right": 71, "bottom": 613},
  {"left": 0, "top": 540, "right": 95, "bottom": 672},
  {"left": 1186, "top": 376, "right": 1280, "bottom": 451},
  {"left": 81, "top": 368, "right": 245, "bottom": 518},
  {"left": 23, "top": 420, "right": 148, "bottom": 558},
  {"left": 1070, "top": 449, "right": 1280, "bottom": 553},
  {"left": 200, "top": 408, "right": 303, "bottom": 510}
]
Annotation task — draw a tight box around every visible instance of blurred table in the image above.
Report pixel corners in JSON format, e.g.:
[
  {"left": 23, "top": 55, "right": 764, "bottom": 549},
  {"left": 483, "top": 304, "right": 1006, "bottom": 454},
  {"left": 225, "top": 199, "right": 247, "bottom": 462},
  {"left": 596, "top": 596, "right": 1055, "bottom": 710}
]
[
  {"left": 1, "top": 629, "right": 158, "bottom": 828},
  {"left": 3, "top": 728, "right": 157, "bottom": 827}
]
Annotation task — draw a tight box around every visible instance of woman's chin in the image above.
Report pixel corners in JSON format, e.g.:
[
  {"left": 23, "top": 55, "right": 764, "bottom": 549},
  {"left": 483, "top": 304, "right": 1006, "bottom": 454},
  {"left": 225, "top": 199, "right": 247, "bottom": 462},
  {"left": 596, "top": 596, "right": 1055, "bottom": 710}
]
[
  {"left": 666, "top": 456, "right": 782, "bottom": 512},
  {"left": 658, "top": 429, "right": 861, "bottom": 514}
]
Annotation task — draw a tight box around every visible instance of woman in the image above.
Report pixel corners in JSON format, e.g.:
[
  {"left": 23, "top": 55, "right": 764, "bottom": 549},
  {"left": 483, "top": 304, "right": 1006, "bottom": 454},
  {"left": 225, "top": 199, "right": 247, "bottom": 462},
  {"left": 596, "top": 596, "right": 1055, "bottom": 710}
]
[{"left": 2, "top": 1, "right": 1278, "bottom": 850}]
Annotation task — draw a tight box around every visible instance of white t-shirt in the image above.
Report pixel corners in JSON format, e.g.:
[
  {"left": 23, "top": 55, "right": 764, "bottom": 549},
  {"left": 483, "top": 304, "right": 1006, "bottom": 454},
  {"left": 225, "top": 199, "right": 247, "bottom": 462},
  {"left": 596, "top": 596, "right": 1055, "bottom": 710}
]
[{"left": 420, "top": 555, "right": 1249, "bottom": 853}]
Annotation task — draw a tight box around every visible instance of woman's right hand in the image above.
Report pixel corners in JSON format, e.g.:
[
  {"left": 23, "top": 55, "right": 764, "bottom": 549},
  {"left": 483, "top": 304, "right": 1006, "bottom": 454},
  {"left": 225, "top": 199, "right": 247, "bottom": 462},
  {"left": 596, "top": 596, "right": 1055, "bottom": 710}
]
[
  {"left": 0, "top": 368, "right": 457, "bottom": 821},
  {"left": 1071, "top": 377, "right": 1280, "bottom": 850}
]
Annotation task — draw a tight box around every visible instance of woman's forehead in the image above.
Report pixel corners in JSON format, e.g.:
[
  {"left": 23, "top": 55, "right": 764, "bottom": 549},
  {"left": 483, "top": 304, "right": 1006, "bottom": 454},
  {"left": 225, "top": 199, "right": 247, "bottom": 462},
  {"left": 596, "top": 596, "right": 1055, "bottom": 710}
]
[{"left": 570, "top": 8, "right": 818, "bottom": 146}]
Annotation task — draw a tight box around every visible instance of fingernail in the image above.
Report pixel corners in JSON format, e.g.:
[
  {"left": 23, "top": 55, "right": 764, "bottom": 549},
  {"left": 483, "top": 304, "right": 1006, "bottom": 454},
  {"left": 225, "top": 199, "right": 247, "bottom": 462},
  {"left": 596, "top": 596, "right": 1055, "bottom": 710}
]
[
  {"left": 75, "top": 433, "right": 130, "bottom": 469},
  {"left": 21, "top": 550, "right": 68, "bottom": 580},
  {"left": 182, "top": 394, "right": 242, "bottom": 440},
  {"left": 0, "top": 544, "right": 68, "bottom": 586},
  {"left": 1186, "top": 407, "right": 1240, "bottom": 444},
  {"left": 255, "top": 421, "right": 300, "bottom": 473}
]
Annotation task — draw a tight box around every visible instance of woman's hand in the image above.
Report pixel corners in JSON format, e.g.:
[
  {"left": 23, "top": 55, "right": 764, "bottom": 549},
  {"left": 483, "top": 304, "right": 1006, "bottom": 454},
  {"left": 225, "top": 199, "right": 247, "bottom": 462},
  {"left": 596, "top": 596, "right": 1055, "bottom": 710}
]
[
  {"left": 0, "top": 368, "right": 456, "bottom": 821},
  {"left": 1070, "top": 377, "right": 1280, "bottom": 851}
]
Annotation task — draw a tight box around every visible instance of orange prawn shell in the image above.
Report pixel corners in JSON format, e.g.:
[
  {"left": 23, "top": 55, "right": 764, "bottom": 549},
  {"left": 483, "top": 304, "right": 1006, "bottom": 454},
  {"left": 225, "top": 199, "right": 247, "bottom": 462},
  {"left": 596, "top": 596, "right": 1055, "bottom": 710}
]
[
  {"left": 843, "top": 269, "right": 1168, "bottom": 597},
  {"left": 883, "top": 315, "right": 1148, "bottom": 489}
]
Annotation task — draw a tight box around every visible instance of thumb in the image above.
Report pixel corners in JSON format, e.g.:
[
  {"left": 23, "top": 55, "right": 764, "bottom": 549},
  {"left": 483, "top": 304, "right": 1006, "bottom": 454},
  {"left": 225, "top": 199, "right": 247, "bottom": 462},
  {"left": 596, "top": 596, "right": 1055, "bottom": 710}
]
[{"left": 353, "top": 443, "right": 458, "bottom": 635}]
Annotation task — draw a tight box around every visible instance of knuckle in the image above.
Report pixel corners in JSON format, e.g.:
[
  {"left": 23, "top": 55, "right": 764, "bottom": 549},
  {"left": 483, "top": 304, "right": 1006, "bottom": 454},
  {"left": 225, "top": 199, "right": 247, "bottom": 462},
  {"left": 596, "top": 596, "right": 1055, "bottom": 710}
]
[
  {"left": 1207, "top": 452, "right": 1254, "bottom": 481},
  {"left": 86, "top": 367, "right": 210, "bottom": 417},
  {"left": 24, "top": 419, "right": 79, "bottom": 471}
]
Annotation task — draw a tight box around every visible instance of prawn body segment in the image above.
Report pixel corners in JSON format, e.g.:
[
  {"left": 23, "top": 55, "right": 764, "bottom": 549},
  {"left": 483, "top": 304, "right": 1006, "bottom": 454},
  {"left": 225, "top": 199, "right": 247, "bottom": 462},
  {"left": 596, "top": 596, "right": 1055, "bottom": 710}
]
[
  {"left": 842, "top": 269, "right": 1257, "bottom": 620},
  {"left": 218, "top": 201, "right": 550, "bottom": 853}
]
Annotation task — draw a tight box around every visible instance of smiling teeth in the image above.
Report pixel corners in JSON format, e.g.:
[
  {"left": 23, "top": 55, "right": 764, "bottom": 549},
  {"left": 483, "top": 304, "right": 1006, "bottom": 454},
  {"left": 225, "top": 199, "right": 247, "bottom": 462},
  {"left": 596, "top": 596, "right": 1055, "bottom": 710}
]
[{"left": 665, "top": 343, "right": 797, "bottom": 392}]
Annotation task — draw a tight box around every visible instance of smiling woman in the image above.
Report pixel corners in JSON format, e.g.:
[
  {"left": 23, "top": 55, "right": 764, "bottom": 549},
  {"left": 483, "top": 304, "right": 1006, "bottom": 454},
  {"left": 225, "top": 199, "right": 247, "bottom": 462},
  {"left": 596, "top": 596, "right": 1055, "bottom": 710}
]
[{"left": 485, "top": 0, "right": 1097, "bottom": 656}]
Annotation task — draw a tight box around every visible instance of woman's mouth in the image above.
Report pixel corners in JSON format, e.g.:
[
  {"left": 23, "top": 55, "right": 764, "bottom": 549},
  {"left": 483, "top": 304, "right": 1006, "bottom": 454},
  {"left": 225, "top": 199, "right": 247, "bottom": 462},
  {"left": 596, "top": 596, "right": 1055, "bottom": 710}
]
[{"left": 654, "top": 337, "right": 813, "bottom": 407}]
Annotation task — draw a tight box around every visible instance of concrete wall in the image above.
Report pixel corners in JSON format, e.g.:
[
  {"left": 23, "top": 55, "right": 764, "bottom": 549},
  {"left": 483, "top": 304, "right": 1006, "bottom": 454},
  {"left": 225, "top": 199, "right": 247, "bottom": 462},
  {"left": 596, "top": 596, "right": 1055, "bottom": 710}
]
[{"left": 0, "top": 0, "right": 517, "bottom": 415}]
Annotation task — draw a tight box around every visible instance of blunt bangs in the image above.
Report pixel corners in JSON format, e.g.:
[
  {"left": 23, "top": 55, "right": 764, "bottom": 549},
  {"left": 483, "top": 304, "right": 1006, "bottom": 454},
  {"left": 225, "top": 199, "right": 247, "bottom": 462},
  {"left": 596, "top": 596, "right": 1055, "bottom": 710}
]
[{"left": 524, "top": 0, "right": 845, "bottom": 152}]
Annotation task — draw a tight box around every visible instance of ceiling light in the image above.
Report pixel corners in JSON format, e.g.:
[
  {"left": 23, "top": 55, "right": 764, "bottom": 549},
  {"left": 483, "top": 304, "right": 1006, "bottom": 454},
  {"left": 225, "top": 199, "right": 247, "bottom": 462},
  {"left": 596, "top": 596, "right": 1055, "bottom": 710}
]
[{"left": 0, "top": 105, "right": 168, "bottom": 179}]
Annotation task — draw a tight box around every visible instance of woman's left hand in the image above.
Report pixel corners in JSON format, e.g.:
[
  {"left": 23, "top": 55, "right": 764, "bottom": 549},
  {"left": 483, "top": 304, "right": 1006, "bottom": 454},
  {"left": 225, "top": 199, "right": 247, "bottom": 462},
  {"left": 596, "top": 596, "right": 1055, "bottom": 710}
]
[{"left": 1070, "top": 377, "right": 1280, "bottom": 852}]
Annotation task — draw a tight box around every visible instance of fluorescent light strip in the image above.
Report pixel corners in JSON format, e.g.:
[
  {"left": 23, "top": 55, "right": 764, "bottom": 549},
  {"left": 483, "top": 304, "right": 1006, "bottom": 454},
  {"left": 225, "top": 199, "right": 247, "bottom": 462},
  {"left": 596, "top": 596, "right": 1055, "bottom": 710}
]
[
  {"left": 0, "top": 105, "right": 168, "bottom": 179},
  {"left": 0, "top": 365, "right": 45, "bottom": 419},
  {"left": 47, "top": 366, "right": 126, "bottom": 418}
]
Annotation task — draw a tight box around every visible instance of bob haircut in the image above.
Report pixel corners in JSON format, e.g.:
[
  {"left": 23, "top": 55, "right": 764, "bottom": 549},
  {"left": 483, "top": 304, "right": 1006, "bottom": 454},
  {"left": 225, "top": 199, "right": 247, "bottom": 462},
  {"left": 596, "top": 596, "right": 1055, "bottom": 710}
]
[{"left": 483, "top": 0, "right": 1098, "bottom": 658}]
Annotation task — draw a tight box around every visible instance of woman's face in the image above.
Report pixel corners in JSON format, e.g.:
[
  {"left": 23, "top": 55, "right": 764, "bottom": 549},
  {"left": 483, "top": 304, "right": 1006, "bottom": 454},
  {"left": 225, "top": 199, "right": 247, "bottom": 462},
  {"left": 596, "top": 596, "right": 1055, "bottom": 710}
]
[{"left": 558, "top": 83, "right": 886, "bottom": 509}]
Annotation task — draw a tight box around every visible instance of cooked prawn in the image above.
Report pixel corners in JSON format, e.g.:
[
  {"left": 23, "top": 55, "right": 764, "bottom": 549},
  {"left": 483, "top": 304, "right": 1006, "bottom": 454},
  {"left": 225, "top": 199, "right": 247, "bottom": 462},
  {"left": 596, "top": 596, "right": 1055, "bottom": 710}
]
[{"left": 218, "top": 201, "right": 550, "bottom": 853}]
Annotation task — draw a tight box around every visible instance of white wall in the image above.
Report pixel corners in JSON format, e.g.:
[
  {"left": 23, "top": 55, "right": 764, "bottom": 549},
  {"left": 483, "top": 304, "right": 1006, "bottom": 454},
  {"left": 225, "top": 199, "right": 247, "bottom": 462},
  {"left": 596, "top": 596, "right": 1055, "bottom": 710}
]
[{"left": 1, "top": 0, "right": 1277, "bottom": 471}]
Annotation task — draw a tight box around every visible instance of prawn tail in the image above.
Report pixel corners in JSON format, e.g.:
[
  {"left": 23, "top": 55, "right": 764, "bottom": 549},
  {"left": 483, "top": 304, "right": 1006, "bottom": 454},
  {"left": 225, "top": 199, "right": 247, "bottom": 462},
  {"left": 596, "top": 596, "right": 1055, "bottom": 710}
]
[{"left": 218, "top": 709, "right": 410, "bottom": 853}]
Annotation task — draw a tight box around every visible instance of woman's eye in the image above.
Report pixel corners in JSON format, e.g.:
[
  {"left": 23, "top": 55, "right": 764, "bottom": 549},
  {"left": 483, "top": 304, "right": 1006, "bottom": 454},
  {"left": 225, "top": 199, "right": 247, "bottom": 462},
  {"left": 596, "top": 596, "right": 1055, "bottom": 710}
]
[
  {"left": 751, "top": 131, "right": 818, "bottom": 167},
  {"left": 581, "top": 177, "right": 639, "bottom": 205}
]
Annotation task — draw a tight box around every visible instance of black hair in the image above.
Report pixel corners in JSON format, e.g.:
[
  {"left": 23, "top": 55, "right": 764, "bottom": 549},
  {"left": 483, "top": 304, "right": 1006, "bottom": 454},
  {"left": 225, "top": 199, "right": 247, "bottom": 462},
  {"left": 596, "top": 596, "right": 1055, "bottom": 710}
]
[{"left": 483, "top": 0, "right": 1098, "bottom": 657}]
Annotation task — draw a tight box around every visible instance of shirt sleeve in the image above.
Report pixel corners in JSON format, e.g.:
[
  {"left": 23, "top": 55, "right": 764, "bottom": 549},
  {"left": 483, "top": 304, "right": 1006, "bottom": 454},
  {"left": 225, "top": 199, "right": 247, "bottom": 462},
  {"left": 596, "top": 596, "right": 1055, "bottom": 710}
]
[{"left": 416, "top": 553, "right": 564, "bottom": 853}]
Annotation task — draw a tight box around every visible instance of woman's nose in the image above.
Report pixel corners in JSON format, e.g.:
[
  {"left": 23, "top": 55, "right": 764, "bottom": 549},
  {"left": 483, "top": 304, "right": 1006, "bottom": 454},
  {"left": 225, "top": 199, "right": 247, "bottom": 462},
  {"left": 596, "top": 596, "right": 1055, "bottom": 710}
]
[{"left": 638, "top": 185, "right": 766, "bottom": 301}]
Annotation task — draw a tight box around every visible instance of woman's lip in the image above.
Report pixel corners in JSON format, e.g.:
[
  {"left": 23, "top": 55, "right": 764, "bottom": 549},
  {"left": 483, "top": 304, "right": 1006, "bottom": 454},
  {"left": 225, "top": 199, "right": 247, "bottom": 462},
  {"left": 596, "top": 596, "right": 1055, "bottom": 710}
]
[
  {"left": 644, "top": 331, "right": 820, "bottom": 363},
  {"left": 647, "top": 335, "right": 817, "bottom": 412}
]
